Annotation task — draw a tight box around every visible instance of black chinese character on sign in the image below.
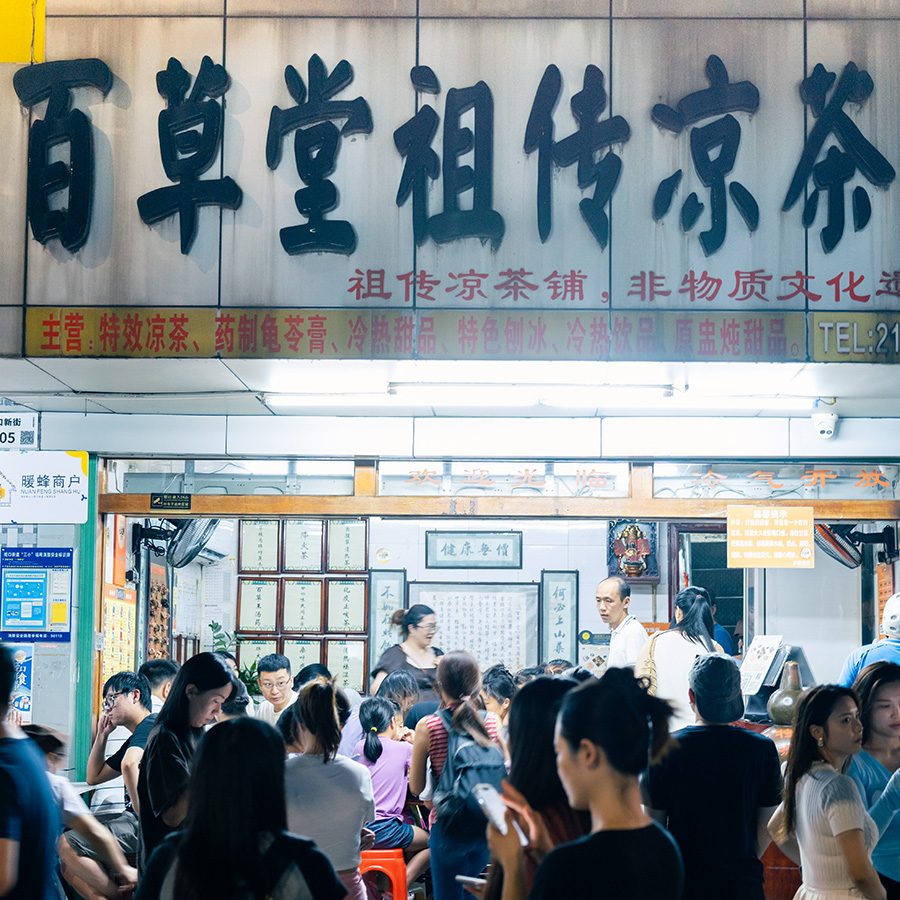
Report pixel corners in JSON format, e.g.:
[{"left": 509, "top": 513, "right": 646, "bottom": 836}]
[
  {"left": 783, "top": 62, "right": 895, "bottom": 254},
  {"left": 137, "top": 56, "right": 243, "bottom": 254},
  {"left": 266, "top": 55, "right": 373, "bottom": 255},
  {"left": 13, "top": 59, "right": 113, "bottom": 253},
  {"left": 651, "top": 55, "right": 760, "bottom": 256},
  {"left": 394, "top": 66, "right": 505, "bottom": 248},
  {"left": 524, "top": 64, "right": 630, "bottom": 248}
]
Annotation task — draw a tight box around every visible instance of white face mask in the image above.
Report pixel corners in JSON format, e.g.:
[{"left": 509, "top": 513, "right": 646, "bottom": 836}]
[{"left": 883, "top": 593, "right": 900, "bottom": 638}]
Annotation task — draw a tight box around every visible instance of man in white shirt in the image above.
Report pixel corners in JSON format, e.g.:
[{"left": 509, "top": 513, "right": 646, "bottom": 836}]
[
  {"left": 597, "top": 575, "right": 648, "bottom": 669},
  {"left": 255, "top": 653, "right": 298, "bottom": 727}
]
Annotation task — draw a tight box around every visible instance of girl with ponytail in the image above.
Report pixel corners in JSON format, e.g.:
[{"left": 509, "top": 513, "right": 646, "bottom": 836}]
[
  {"left": 355, "top": 698, "right": 431, "bottom": 885},
  {"left": 488, "top": 668, "right": 684, "bottom": 900},
  {"left": 635, "top": 585, "right": 724, "bottom": 732},
  {"left": 283, "top": 678, "right": 376, "bottom": 900},
  {"left": 410, "top": 651, "right": 505, "bottom": 900}
]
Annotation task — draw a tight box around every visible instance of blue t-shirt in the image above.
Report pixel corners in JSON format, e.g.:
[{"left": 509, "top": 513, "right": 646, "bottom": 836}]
[
  {"left": 838, "top": 639, "right": 900, "bottom": 687},
  {"left": 0, "top": 735, "right": 61, "bottom": 900},
  {"left": 847, "top": 749, "right": 900, "bottom": 881},
  {"left": 713, "top": 623, "right": 735, "bottom": 655}
]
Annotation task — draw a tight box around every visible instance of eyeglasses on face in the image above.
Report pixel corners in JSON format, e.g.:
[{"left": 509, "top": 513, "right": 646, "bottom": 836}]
[
  {"left": 259, "top": 678, "right": 292, "bottom": 691},
  {"left": 103, "top": 691, "right": 125, "bottom": 710}
]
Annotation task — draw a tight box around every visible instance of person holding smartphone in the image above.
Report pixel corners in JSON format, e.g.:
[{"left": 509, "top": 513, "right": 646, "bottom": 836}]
[{"left": 487, "top": 669, "right": 683, "bottom": 900}]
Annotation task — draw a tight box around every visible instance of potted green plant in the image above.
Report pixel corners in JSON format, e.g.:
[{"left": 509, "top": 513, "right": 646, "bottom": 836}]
[{"left": 208, "top": 621, "right": 261, "bottom": 698}]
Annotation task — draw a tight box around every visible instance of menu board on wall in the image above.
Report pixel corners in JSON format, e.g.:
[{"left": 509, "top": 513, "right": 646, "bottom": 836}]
[
  {"left": 237, "top": 579, "right": 279, "bottom": 633},
  {"left": 283, "top": 520, "right": 324, "bottom": 573},
  {"left": 327, "top": 519, "right": 368, "bottom": 572},
  {"left": 101, "top": 583, "right": 136, "bottom": 686},
  {"left": 282, "top": 580, "right": 324, "bottom": 632},
  {"left": 239, "top": 520, "right": 280, "bottom": 573}
]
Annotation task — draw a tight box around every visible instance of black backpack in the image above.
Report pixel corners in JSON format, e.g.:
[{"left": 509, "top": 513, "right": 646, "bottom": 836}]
[{"left": 432, "top": 709, "right": 507, "bottom": 839}]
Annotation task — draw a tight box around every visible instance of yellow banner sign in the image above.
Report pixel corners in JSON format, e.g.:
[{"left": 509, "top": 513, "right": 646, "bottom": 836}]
[
  {"left": 726, "top": 506, "right": 814, "bottom": 569},
  {"left": 26, "top": 307, "right": 807, "bottom": 362},
  {"left": 0, "top": 0, "right": 44, "bottom": 63},
  {"left": 811, "top": 313, "right": 900, "bottom": 363}
]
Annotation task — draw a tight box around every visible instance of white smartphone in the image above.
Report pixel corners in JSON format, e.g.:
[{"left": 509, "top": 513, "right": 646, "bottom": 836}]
[
  {"left": 473, "top": 783, "right": 528, "bottom": 845},
  {"left": 455, "top": 875, "right": 487, "bottom": 888}
]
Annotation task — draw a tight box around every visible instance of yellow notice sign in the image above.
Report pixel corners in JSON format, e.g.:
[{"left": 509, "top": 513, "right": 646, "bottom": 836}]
[
  {"left": 0, "top": 0, "right": 45, "bottom": 63},
  {"left": 727, "top": 506, "right": 815, "bottom": 569}
]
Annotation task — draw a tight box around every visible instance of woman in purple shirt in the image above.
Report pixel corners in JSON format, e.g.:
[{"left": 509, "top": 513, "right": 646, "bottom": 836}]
[{"left": 356, "top": 698, "right": 430, "bottom": 884}]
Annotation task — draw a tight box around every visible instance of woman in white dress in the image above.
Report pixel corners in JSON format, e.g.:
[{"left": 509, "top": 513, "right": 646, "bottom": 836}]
[
  {"left": 770, "top": 684, "right": 885, "bottom": 900},
  {"left": 635, "top": 586, "right": 722, "bottom": 732}
]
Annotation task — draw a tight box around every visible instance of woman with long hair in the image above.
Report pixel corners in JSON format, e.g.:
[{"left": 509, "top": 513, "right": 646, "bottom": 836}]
[
  {"left": 849, "top": 664, "right": 900, "bottom": 898},
  {"left": 488, "top": 667, "right": 681, "bottom": 900},
  {"left": 136, "top": 652, "right": 234, "bottom": 867},
  {"left": 283, "top": 677, "right": 375, "bottom": 900},
  {"left": 136, "top": 717, "right": 344, "bottom": 900},
  {"left": 635, "top": 585, "right": 723, "bottom": 731},
  {"left": 770, "top": 684, "right": 885, "bottom": 900},
  {"left": 356, "top": 697, "right": 430, "bottom": 884},
  {"left": 410, "top": 650, "right": 505, "bottom": 900},
  {"left": 482, "top": 676, "right": 590, "bottom": 900},
  {"left": 370, "top": 604, "right": 443, "bottom": 700}
]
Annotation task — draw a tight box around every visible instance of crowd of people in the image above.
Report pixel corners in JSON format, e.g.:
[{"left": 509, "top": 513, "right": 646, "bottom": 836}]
[{"left": 1, "top": 586, "right": 899, "bottom": 900}]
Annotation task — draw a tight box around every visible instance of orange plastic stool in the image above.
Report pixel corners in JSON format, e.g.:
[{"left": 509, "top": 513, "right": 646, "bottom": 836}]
[{"left": 360, "top": 848, "right": 407, "bottom": 899}]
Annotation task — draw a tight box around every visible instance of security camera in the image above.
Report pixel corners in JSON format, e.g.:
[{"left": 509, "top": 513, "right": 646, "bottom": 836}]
[{"left": 811, "top": 411, "right": 838, "bottom": 440}]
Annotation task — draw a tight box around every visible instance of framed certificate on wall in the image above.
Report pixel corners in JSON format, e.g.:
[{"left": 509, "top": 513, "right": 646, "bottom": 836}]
[
  {"left": 282, "top": 638, "right": 323, "bottom": 674},
  {"left": 326, "top": 519, "right": 368, "bottom": 572},
  {"left": 325, "top": 638, "right": 367, "bottom": 693},
  {"left": 282, "top": 579, "right": 325, "bottom": 633},
  {"left": 326, "top": 579, "right": 368, "bottom": 634},
  {"left": 236, "top": 638, "right": 278, "bottom": 669},
  {"left": 239, "top": 520, "right": 281, "bottom": 573},
  {"left": 236, "top": 579, "right": 279, "bottom": 633},
  {"left": 283, "top": 520, "right": 325, "bottom": 573}
]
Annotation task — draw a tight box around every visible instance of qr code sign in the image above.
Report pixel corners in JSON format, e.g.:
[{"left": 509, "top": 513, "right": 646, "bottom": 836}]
[{"left": 19, "top": 430, "right": 35, "bottom": 446}]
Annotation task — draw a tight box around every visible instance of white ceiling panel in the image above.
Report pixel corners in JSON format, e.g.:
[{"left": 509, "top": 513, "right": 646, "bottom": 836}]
[
  {"left": 227, "top": 417, "right": 414, "bottom": 457},
  {"left": 0, "top": 359, "right": 74, "bottom": 392},
  {"left": 4, "top": 396, "right": 113, "bottom": 413},
  {"left": 789, "top": 418, "right": 900, "bottom": 458},
  {"left": 223, "top": 360, "right": 393, "bottom": 394},
  {"left": 41, "top": 414, "right": 227, "bottom": 454},
  {"left": 29, "top": 359, "right": 249, "bottom": 393},
  {"left": 414, "top": 418, "right": 602, "bottom": 458},
  {"left": 96, "top": 394, "right": 270, "bottom": 416},
  {"left": 602, "top": 417, "right": 790, "bottom": 458}
]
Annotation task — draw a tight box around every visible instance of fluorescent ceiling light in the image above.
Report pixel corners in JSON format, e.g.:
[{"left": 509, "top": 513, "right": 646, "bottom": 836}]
[
  {"left": 265, "top": 393, "right": 396, "bottom": 409},
  {"left": 266, "top": 385, "right": 813, "bottom": 413}
]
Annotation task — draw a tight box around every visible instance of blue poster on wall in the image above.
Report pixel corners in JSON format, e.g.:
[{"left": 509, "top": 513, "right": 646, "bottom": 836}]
[{"left": 0, "top": 548, "right": 73, "bottom": 643}]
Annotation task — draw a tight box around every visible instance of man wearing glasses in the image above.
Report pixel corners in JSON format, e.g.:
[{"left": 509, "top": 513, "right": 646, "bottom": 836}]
[
  {"left": 255, "top": 653, "right": 297, "bottom": 727},
  {"left": 72, "top": 671, "right": 156, "bottom": 863}
]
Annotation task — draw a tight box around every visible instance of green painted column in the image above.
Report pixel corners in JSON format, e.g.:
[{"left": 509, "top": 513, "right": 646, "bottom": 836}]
[{"left": 72, "top": 454, "right": 98, "bottom": 780}]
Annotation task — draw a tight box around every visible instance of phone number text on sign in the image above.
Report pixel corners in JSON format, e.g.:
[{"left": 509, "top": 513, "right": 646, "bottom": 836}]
[{"left": 813, "top": 314, "right": 900, "bottom": 362}]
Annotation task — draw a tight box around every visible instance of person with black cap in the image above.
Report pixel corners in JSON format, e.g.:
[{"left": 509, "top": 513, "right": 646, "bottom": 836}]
[{"left": 641, "top": 653, "right": 783, "bottom": 900}]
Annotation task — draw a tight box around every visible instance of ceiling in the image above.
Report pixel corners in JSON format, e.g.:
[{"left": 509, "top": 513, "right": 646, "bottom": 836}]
[{"left": 1, "top": 358, "right": 897, "bottom": 419}]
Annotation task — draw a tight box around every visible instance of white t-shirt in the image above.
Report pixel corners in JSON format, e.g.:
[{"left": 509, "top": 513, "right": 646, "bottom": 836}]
[
  {"left": 607, "top": 615, "right": 649, "bottom": 669},
  {"left": 256, "top": 691, "right": 298, "bottom": 727},
  {"left": 795, "top": 763, "right": 878, "bottom": 892},
  {"left": 284, "top": 753, "right": 375, "bottom": 872},
  {"left": 48, "top": 772, "right": 89, "bottom": 826}
]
